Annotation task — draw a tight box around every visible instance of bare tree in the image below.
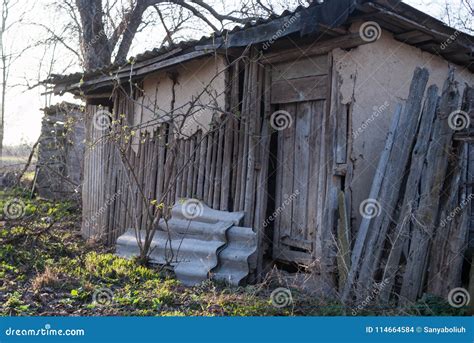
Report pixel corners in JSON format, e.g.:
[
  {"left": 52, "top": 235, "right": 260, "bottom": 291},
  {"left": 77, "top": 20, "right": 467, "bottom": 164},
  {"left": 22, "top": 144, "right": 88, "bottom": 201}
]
[
  {"left": 441, "top": 0, "right": 473, "bottom": 33},
  {"left": 0, "top": 0, "right": 28, "bottom": 161},
  {"left": 36, "top": 0, "right": 302, "bottom": 72}
]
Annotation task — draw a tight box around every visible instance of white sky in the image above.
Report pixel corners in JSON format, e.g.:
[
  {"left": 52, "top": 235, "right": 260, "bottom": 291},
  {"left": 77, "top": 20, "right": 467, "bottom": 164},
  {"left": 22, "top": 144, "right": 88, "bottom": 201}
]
[{"left": 3, "top": 0, "right": 469, "bottom": 146}]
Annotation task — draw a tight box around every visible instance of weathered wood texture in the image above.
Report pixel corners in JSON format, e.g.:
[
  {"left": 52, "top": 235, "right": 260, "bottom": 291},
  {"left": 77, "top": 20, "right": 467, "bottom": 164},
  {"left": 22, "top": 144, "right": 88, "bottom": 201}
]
[
  {"left": 378, "top": 85, "right": 439, "bottom": 303},
  {"left": 272, "top": 54, "right": 332, "bottom": 267},
  {"left": 342, "top": 69, "right": 472, "bottom": 305},
  {"left": 427, "top": 85, "right": 474, "bottom": 298},
  {"left": 342, "top": 68, "right": 430, "bottom": 303},
  {"left": 399, "top": 73, "right": 460, "bottom": 302},
  {"left": 81, "top": 55, "right": 270, "bottom": 260},
  {"left": 82, "top": 105, "right": 109, "bottom": 239}
]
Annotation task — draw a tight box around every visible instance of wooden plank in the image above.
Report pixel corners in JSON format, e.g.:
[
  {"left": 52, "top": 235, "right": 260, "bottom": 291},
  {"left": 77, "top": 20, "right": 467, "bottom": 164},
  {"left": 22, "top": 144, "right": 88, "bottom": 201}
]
[
  {"left": 319, "top": 51, "right": 340, "bottom": 284},
  {"left": 273, "top": 107, "right": 284, "bottom": 258},
  {"left": 207, "top": 130, "right": 218, "bottom": 206},
  {"left": 196, "top": 133, "right": 207, "bottom": 199},
  {"left": 213, "top": 122, "right": 225, "bottom": 209},
  {"left": 273, "top": 246, "right": 313, "bottom": 265},
  {"left": 175, "top": 139, "right": 183, "bottom": 198},
  {"left": 203, "top": 130, "right": 213, "bottom": 205},
  {"left": 352, "top": 68, "right": 430, "bottom": 302},
  {"left": 292, "top": 101, "right": 311, "bottom": 242},
  {"left": 192, "top": 132, "right": 200, "bottom": 197},
  {"left": 220, "top": 117, "right": 233, "bottom": 211},
  {"left": 261, "top": 33, "right": 370, "bottom": 65},
  {"left": 379, "top": 85, "right": 439, "bottom": 303},
  {"left": 307, "top": 101, "right": 323, "bottom": 254},
  {"left": 67, "top": 50, "right": 209, "bottom": 92},
  {"left": 186, "top": 137, "right": 194, "bottom": 198},
  {"left": 341, "top": 104, "right": 403, "bottom": 302},
  {"left": 337, "top": 191, "right": 351, "bottom": 291},
  {"left": 238, "top": 62, "right": 250, "bottom": 211},
  {"left": 155, "top": 125, "right": 166, "bottom": 202},
  {"left": 163, "top": 129, "right": 175, "bottom": 205},
  {"left": 138, "top": 134, "right": 147, "bottom": 230},
  {"left": 230, "top": 62, "right": 241, "bottom": 209},
  {"left": 274, "top": 103, "right": 296, "bottom": 260},
  {"left": 394, "top": 30, "right": 434, "bottom": 44},
  {"left": 427, "top": 143, "right": 469, "bottom": 297},
  {"left": 271, "top": 75, "right": 328, "bottom": 104},
  {"left": 243, "top": 59, "right": 259, "bottom": 226},
  {"left": 126, "top": 147, "right": 136, "bottom": 229},
  {"left": 271, "top": 55, "right": 328, "bottom": 81},
  {"left": 254, "top": 66, "right": 272, "bottom": 280},
  {"left": 331, "top": 68, "right": 348, "bottom": 164},
  {"left": 182, "top": 138, "right": 190, "bottom": 198},
  {"left": 399, "top": 73, "right": 459, "bottom": 302},
  {"left": 313, "top": 101, "right": 327, "bottom": 264}
]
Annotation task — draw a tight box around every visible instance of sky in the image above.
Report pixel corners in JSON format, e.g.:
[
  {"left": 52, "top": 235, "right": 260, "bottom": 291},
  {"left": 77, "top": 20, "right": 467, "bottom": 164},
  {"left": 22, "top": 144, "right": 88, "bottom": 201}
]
[{"left": 3, "top": 0, "right": 470, "bottom": 146}]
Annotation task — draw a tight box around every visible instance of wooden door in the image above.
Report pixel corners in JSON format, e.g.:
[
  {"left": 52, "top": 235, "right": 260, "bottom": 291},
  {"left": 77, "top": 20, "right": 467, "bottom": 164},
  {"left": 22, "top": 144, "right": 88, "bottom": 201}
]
[{"left": 270, "top": 55, "right": 329, "bottom": 264}]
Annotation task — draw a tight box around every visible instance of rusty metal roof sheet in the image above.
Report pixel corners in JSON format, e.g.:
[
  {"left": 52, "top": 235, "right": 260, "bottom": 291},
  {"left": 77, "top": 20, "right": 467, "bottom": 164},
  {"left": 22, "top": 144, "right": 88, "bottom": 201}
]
[{"left": 116, "top": 200, "right": 257, "bottom": 286}]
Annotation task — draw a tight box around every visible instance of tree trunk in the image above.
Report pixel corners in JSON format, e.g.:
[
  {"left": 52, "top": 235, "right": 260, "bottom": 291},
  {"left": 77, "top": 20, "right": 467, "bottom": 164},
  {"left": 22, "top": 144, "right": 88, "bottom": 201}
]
[{"left": 75, "top": 0, "right": 112, "bottom": 70}]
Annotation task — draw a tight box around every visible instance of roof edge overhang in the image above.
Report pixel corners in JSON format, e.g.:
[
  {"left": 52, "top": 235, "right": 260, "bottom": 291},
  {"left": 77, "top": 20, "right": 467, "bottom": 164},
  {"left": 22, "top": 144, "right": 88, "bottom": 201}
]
[{"left": 46, "top": 0, "right": 473, "bottom": 96}]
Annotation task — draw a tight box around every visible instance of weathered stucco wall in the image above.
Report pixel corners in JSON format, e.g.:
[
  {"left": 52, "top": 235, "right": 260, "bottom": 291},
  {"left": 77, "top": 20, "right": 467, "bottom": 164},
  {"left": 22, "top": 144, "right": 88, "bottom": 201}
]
[
  {"left": 333, "top": 23, "right": 474, "bottom": 229},
  {"left": 134, "top": 55, "right": 227, "bottom": 140}
]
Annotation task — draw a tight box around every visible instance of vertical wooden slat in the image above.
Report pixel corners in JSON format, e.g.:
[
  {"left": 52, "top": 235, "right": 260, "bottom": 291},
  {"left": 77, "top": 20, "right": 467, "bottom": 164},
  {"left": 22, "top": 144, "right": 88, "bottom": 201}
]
[
  {"left": 186, "top": 137, "right": 195, "bottom": 198},
  {"left": 254, "top": 66, "right": 272, "bottom": 280},
  {"left": 208, "top": 129, "right": 218, "bottom": 206},
  {"left": 213, "top": 122, "right": 225, "bottom": 209},
  {"left": 292, "top": 101, "right": 311, "bottom": 241},
  {"left": 155, "top": 125, "right": 166, "bottom": 202},
  {"left": 175, "top": 138, "right": 184, "bottom": 199},
  {"left": 244, "top": 58, "right": 259, "bottom": 226},
  {"left": 196, "top": 133, "right": 207, "bottom": 199},
  {"left": 229, "top": 62, "right": 240, "bottom": 210},
  {"left": 278, "top": 103, "right": 296, "bottom": 248},
  {"left": 238, "top": 62, "right": 251, "bottom": 211},
  {"left": 192, "top": 132, "right": 200, "bottom": 197},
  {"left": 203, "top": 131, "right": 213, "bottom": 205}
]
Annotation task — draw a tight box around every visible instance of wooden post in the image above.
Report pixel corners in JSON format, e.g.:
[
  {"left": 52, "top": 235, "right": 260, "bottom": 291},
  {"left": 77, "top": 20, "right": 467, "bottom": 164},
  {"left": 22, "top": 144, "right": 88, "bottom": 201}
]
[
  {"left": 400, "top": 71, "right": 460, "bottom": 302},
  {"left": 379, "top": 85, "right": 439, "bottom": 302}
]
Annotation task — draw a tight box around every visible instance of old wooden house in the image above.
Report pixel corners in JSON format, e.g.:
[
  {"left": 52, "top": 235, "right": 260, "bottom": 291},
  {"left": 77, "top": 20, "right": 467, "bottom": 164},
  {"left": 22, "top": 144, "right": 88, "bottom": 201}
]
[{"left": 48, "top": 0, "right": 474, "bottom": 302}]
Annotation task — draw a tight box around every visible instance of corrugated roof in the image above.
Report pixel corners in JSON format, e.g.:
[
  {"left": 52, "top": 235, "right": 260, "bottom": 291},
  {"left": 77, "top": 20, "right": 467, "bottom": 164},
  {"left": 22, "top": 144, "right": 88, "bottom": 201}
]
[
  {"left": 46, "top": 0, "right": 356, "bottom": 91},
  {"left": 116, "top": 200, "right": 257, "bottom": 286},
  {"left": 47, "top": 0, "right": 474, "bottom": 93}
]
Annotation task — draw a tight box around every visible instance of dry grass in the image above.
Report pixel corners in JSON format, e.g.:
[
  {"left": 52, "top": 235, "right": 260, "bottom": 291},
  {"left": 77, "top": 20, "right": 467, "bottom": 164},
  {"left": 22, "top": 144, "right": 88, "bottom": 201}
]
[{"left": 31, "top": 266, "right": 61, "bottom": 292}]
